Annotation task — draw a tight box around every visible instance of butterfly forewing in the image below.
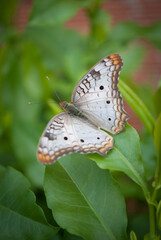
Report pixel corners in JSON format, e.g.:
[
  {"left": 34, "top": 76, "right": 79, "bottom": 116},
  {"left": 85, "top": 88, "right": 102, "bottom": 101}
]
[
  {"left": 71, "top": 54, "right": 129, "bottom": 134},
  {"left": 37, "top": 113, "right": 113, "bottom": 164}
]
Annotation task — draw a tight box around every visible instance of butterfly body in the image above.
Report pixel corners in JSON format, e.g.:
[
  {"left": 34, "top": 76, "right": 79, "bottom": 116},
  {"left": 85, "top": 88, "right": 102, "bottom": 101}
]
[
  {"left": 59, "top": 101, "right": 87, "bottom": 120},
  {"left": 37, "top": 54, "right": 129, "bottom": 164}
]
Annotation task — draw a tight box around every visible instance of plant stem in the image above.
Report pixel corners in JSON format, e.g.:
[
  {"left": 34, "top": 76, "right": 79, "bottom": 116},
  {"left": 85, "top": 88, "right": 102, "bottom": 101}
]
[
  {"left": 148, "top": 203, "right": 156, "bottom": 237},
  {"left": 148, "top": 184, "right": 160, "bottom": 238}
]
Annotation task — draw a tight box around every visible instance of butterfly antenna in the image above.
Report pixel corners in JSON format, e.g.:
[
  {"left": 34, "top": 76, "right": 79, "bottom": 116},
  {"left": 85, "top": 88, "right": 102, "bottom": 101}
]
[{"left": 46, "top": 76, "right": 61, "bottom": 102}]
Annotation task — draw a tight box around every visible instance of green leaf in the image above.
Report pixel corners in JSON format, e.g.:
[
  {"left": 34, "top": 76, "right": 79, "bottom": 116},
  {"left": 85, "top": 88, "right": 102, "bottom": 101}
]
[
  {"left": 153, "top": 80, "right": 161, "bottom": 116},
  {"left": 0, "top": 40, "right": 50, "bottom": 187},
  {"left": 25, "top": 26, "right": 87, "bottom": 79},
  {"left": 12, "top": 121, "right": 45, "bottom": 188},
  {"left": 142, "top": 22, "right": 161, "bottom": 51},
  {"left": 108, "top": 22, "right": 140, "bottom": 46},
  {"left": 132, "top": 84, "right": 156, "bottom": 118},
  {"left": 89, "top": 124, "right": 148, "bottom": 195},
  {"left": 119, "top": 80, "right": 155, "bottom": 135},
  {"left": 108, "top": 22, "right": 161, "bottom": 50},
  {"left": 140, "top": 130, "right": 157, "bottom": 181},
  {"left": 88, "top": 8, "right": 111, "bottom": 44},
  {"left": 120, "top": 45, "right": 145, "bottom": 78},
  {"left": 130, "top": 231, "right": 138, "bottom": 240},
  {"left": 128, "top": 214, "right": 149, "bottom": 240},
  {"left": 144, "top": 233, "right": 160, "bottom": 240},
  {"left": 0, "top": 0, "right": 20, "bottom": 27},
  {"left": 154, "top": 113, "right": 161, "bottom": 185},
  {"left": 29, "top": 0, "right": 88, "bottom": 27},
  {"left": 63, "top": 230, "right": 84, "bottom": 240},
  {"left": 0, "top": 166, "right": 58, "bottom": 240},
  {"left": 44, "top": 155, "right": 128, "bottom": 240}
]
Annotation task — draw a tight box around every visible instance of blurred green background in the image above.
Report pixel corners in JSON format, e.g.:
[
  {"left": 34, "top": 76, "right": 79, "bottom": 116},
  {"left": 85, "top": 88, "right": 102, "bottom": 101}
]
[{"left": 0, "top": 0, "right": 161, "bottom": 239}]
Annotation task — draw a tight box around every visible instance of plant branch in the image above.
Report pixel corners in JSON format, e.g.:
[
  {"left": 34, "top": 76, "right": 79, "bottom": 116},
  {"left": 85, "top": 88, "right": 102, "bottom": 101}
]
[{"left": 148, "top": 202, "right": 156, "bottom": 238}]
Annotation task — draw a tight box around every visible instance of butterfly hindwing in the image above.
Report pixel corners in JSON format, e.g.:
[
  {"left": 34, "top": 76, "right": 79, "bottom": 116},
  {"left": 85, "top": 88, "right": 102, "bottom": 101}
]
[{"left": 37, "top": 112, "right": 113, "bottom": 164}]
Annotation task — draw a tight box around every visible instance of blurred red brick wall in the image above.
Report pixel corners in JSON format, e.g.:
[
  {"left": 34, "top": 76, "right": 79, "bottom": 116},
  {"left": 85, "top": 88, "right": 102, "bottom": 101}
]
[
  {"left": 14, "top": 0, "right": 161, "bottom": 132},
  {"left": 103, "top": 0, "right": 161, "bottom": 26}
]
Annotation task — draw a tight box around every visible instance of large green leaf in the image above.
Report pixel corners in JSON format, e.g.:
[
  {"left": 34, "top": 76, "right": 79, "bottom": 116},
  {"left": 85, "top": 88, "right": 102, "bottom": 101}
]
[
  {"left": 0, "top": 166, "right": 58, "bottom": 240},
  {"left": 89, "top": 124, "right": 148, "bottom": 195},
  {"left": 44, "top": 155, "right": 127, "bottom": 240}
]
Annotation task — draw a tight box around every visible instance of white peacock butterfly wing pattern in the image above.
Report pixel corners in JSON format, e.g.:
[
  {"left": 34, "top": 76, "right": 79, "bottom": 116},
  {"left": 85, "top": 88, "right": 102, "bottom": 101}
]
[
  {"left": 37, "top": 54, "right": 129, "bottom": 164},
  {"left": 37, "top": 112, "right": 113, "bottom": 164},
  {"left": 71, "top": 54, "right": 129, "bottom": 134}
]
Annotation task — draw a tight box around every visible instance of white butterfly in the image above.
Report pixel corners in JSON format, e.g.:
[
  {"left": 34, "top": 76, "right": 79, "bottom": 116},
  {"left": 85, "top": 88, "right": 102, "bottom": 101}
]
[{"left": 37, "top": 54, "right": 129, "bottom": 164}]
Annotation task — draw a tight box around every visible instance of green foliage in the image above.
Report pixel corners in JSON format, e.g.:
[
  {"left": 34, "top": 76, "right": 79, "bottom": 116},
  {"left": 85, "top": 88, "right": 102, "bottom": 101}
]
[
  {"left": 130, "top": 231, "right": 138, "bottom": 240},
  {"left": 153, "top": 80, "right": 161, "bottom": 116},
  {"left": 0, "top": 0, "right": 161, "bottom": 239},
  {"left": 44, "top": 156, "right": 127, "bottom": 240},
  {"left": 0, "top": 0, "right": 20, "bottom": 27},
  {"left": 0, "top": 166, "right": 58, "bottom": 240},
  {"left": 89, "top": 124, "right": 147, "bottom": 192},
  {"left": 119, "top": 80, "right": 155, "bottom": 135},
  {"left": 29, "top": 0, "right": 90, "bottom": 26},
  {"left": 154, "top": 114, "right": 161, "bottom": 187}
]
